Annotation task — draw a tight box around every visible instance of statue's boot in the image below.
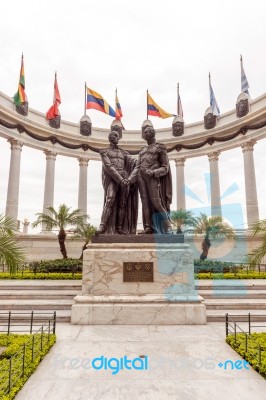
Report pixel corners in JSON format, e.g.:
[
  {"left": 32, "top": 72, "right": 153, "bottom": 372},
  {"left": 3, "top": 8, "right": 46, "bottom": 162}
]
[{"left": 96, "top": 207, "right": 112, "bottom": 234}]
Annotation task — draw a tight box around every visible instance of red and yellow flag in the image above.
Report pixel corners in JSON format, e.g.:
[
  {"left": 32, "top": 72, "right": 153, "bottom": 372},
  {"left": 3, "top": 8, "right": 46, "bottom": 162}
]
[{"left": 46, "top": 73, "right": 61, "bottom": 120}]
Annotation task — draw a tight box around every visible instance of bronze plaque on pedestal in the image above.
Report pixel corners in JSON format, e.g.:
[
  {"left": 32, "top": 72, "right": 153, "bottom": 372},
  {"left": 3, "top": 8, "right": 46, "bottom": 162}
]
[{"left": 123, "top": 262, "right": 153, "bottom": 282}]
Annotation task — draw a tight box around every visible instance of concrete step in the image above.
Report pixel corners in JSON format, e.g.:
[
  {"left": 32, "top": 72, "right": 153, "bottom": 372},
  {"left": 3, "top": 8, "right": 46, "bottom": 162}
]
[
  {"left": 0, "top": 300, "right": 73, "bottom": 310},
  {"left": 0, "top": 280, "right": 82, "bottom": 291},
  {"left": 195, "top": 280, "right": 266, "bottom": 291},
  {"left": 207, "top": 309, "right": 266, "bottom": 322},
  {"left": 0, "top": 290, "right": 80, "bottom": 300},
  {"left": 204, "top": 299, "right": 266, "bottom": 310},
  {"left": 199, "top": 289, "right": 266, "bottom": 299}
]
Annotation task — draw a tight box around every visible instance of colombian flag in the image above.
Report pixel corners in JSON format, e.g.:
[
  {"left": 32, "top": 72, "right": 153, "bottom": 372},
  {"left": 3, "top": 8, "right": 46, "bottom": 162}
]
[
  {"left": 86, "top": 87, "right": 116, "bottom": 118},
  {"left": 147, "top": 92, "right": 173, "bottom": 119},
  {"left": 13, "top": 55, "right": 27, "bottom": 106},
  {"left": 46, "top": 73, "right": 61, "bottom": 120},
  {"left": 115, "top": 89, "right": 123, "bottom": 120}
]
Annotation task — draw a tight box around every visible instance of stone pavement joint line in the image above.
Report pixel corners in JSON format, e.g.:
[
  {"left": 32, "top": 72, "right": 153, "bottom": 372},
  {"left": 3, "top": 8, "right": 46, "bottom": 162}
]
[{"left": 14, "top": 323, "right": 266, "bottom": 400}]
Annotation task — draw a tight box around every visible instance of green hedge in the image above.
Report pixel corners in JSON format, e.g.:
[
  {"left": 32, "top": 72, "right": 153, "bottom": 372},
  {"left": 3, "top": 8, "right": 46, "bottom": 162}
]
[
  {"left": 0, "top": 272, "right": 82, "bottom": 280},
  {"left": 0, "top": 333, "right": 56, "bottom": 399},
  {"left": 196, "top": 272, "right": 266, "bottom": 279},
  {"left": 226, "top": 332, "right": 266, "bottom": 377},
  {"left": 28, "top": 259, "right": 82, "bottom": 273},
  {"left": 194, "top": 260, "right": 246, "bottom": 273}
]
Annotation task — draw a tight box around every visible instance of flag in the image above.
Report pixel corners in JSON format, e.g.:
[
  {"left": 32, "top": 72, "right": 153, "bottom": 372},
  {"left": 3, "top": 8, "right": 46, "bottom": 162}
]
[
  {"left": 115, "top": 88, "right": 123, "bottom": 120},
  {"left": 241, "top": 55, "right": 249, "bottom": 95},
  {"left": 13, "top": 54, "right": 27, "bottom": 106},
  {"left": 209, "top": 75, "right": 220, "bottom": 116},
  {"left": 46, "top": 73, "right": 61, "bottom": 120},
  {"left": 86, "top": 87, "right": 116, "bottom": 117},
  {"left": 147, "top": 92, "right": 173, "bottom": 119}
]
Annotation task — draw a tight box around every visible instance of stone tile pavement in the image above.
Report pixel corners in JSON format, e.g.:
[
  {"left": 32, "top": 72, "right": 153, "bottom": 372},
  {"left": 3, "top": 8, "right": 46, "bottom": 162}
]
[{"left": 14, "top": 323, "right": 266, "bottom": 400}]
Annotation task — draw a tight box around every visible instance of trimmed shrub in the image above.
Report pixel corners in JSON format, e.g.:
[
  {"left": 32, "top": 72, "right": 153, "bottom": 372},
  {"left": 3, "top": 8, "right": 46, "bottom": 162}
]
[{"left": 28, "top": 258, "right": 82, "bottom": 273}]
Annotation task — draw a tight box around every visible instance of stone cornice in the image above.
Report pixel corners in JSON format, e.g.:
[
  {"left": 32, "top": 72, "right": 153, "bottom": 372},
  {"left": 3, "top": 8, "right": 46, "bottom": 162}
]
[{"left": 1, "top": 90, "right": 266, "bottom": 160}]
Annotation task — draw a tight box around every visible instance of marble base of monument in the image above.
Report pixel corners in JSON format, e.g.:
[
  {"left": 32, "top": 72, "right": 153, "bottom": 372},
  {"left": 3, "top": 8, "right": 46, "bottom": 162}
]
[{"left": 71, "top": 242, "right": 206, "bottom": 325}]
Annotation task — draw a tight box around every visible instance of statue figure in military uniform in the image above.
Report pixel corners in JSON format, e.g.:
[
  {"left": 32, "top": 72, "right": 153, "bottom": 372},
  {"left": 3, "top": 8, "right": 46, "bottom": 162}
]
[
  {"left": 97, "top": 131, "right": 138, "bottom": 234},
  {"left": 137, "top": 127, "right": 172, "bottom": 234}
]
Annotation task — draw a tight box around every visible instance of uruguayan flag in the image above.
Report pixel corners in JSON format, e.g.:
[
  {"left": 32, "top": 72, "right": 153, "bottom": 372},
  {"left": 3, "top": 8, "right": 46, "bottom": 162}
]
[
  {"left": 209, "top": 82, "right": 220, "bottom": 116},
  {"left": 241, "top": 64, "right": 250, "bottom": 95}
]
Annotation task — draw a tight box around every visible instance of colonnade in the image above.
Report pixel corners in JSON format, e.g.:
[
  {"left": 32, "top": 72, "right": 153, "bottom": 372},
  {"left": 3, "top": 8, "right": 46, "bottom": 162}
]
[{"left": 5, "top": 139, "right": 260, "bottom": 229}]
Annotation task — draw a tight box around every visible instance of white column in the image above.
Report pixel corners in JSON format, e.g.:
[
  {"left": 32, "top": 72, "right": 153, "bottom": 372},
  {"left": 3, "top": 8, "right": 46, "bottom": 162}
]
[
  {"left": 208, "top": 151, "right": 222, "bottom": 216},
  {"left": 42, "top": 150, "right": 57, "bottom": 231},
  {"left": 5, "top": 139, "right": 23, "bottom": 221},
  {"left": 241, "top": 141, "right": 259, "bottom": 228},
  {"left": 78, "top": 157, "right": 89, "bottom": 215},
  {"left": 175, "top": 157, "right": 186, "bottom": 210}
]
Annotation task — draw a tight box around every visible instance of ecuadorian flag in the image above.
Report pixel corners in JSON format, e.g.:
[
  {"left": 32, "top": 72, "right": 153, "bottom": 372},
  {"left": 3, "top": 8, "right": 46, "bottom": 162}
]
[
  {"left": 147, "top": 92, "right": 173, "bottom": 119},
  {"left": 86, "top": 87, "right": 116, "bottom": 117}
]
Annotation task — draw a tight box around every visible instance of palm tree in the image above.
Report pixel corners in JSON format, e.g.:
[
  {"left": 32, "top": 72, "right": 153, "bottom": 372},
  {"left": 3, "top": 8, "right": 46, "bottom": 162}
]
[
  {"left": 193, "top": 213, "right": 236, "bottom": 260},
  {"left": 248, "top": 219, "right": 266, "bottom": 269},
  {"left": 0, "top": 214, "right": 25, "bottom": 274},
  {"left": 32, "top": 204, "right": 86, "bottom": 259},
  {"left": 73, "top": 222, "right": 97, "bottom": 259},
  {"left": 170, "top": 209, "right": 196, "bottom": 233}
]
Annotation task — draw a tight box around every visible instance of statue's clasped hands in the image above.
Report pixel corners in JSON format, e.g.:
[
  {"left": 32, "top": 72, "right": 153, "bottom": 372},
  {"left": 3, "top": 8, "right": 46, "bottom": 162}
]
[{"left": 121, "top": 178, "right": 130, "bottom": 187}]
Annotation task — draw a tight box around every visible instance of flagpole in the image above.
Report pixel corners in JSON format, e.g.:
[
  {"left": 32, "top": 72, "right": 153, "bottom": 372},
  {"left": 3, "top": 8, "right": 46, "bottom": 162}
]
[
  {"left": 146, "top": 89, "right": 148, "bottom": 120},
  {"left": 208, "top": 72, "right": 211, "bottom": 106},
  {"left": 84, "top": 82, "right": 87, "bottom": 115},
  {"left": 177, "top": 83, "right": 179, "bottom": 115}
]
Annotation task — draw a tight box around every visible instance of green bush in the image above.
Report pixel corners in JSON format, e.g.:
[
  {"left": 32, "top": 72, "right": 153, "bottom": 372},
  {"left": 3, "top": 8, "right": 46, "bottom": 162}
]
[
  {"left": 196, "top": 271, "right": 266, "bottom": 279},
  {"left": 226, "top": 332, "right": 266, "bottom": 377},
  {"left": 0, "top": 333, "right": 56, "bottom": 399},
  {"left": 194, "top": 259, "right": 246, "bottom": 273},
  {"left": 28, "top": 258, "right": 82, "bottom": 273},
  {"left": 0, "top": 272, "right": 82, "bottom": 280}
]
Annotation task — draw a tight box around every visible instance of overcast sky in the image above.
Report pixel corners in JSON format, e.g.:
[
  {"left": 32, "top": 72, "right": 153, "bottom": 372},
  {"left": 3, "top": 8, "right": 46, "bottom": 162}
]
[{"left": 0, "top": 0, "right": 265, "bottom": 232}]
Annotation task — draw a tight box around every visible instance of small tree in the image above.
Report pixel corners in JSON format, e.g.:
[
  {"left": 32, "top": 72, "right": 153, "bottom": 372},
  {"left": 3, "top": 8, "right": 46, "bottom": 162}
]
[
  {"left": 32, "top": 204, "right": 86, "bottom": 259},
  {"left": 193, "top": 213, "right": 236, "bottom": 260},
  {"left": 248, "top": 219, "right": 266, "bottom": 268},
  {"left": 0, "top": 214, "right": 25, "bottom": 274},
  {"left": 73, "top": 222, "right": 97, "bottom": 259},
  {"left": 170, "top": 209, "right": 196, "bottom": 233}
]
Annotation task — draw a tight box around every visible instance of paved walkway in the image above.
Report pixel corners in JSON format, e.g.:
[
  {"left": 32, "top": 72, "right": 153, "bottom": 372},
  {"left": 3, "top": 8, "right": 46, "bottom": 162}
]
[{"left": 15, "top": 323, "right": 266, "bottom": 400}]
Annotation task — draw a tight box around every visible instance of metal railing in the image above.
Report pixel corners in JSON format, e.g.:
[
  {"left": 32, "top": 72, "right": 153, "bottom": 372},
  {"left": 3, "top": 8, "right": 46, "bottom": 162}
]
[
  {"left": 0, "top": 312, "right": 56, "bottom": 396},
  {"left": 225, "top": 313, "right": 266, "bottom": 373},
  {"left": 0, "top": 311, "right": 56, "bottom": 334}
]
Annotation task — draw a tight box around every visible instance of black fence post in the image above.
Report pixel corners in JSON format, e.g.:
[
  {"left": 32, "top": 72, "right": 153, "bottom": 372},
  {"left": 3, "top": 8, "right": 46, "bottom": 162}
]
[
  {"left": 30, "top": 311, "right": 34, "bottom": 334},
  {"left": 225, "top": 313, "right": 228, "bottom": 336},
  {"left": 259, "top": 345, "right": 261, "bottom": 372},
  {"left": 53, "top": 311, "right": 56, "bottom": 334},
  {"left": 22, "top": 343, "right": 26, "bottom": 379},
  {"left": 7, "top": 311, "right": 11, "bottom": 335},
  {"left": 48, "top": 320, "right": 51, "bottom": 344},
  {"left": 8, "top": 358, "right": 12, "bottom": 393},
  {"left": 31, "top": 335, "right": 35, "bottom": 362},
  {"left": 41, "top": 326, "right": 43, "bottom": 352},
  {"left": 248, "top": 313, "right": 251, "bottom": 334}
]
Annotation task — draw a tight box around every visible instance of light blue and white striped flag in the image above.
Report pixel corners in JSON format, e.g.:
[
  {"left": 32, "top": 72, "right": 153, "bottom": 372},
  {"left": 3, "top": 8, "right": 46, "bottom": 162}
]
[
  {"left": 241, "top": 56, "right": 250, "bottom": 95},
  {"left": 209, "top": 81, "right": 220, "bottom": 116}
]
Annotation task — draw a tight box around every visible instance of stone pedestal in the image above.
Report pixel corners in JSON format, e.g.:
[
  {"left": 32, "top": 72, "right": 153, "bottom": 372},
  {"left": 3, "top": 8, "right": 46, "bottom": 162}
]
[{"left": 71, "top": 242, "right": 206, "bottom": 325}]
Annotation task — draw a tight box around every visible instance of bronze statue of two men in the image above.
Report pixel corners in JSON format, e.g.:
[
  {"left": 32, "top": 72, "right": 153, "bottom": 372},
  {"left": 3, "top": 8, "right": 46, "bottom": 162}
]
[{"left": 97, "top": 127, "right": 172, "bottom": 235}]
